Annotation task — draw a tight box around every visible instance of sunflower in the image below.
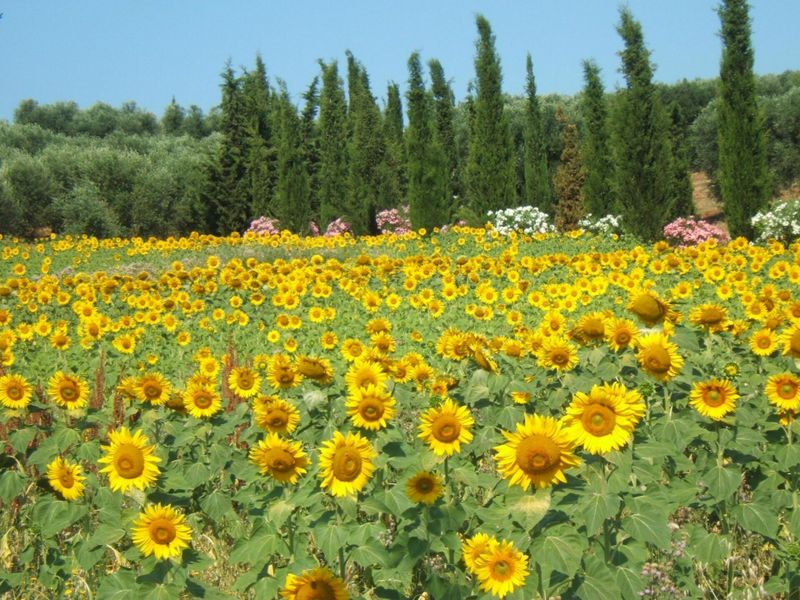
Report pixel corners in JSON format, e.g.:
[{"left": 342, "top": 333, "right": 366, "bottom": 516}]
[
  {"left": 345, "top": 359, "right": 387, "bottom": 394},
  {"left": 474, "top": 539, "right": 529, "bottom": 599},
  {"left": 494, "top": 414, "right": 580, "bottom": 490},
  {"left": 345, "top": 384, "right": 396, "bottom": 431},
  {"left": 749, "top": 328, "right": 778, "bottom": 357},
  {"left": 572, "top": 312, "right": 608, "bottom": 345},
  {"left": 98, "top": 427, "right": 161, "bottom": 492},
  {"left": 295, "top": 355, "right": 334, "bottom": 385},
  {"left": 340, "top": 338, "right": 365, "bottom": 362},
  {"left": 561, "top": 383, "right": 645, "bottom": 454},
  {"left": 765, "top": 373, "right": 800, "bottom": 411},
  {"left": 690, "top": 303, "right": 728, "bottom": 332},
  {"left": 252, "top": 396, "right": 301, "bottom": 434},
  {"left": 779, "top": 323, "right": 800, "bottom": 359},
  {"left": 628, "top": 290, "right": 673, "bottom": 326},
  {"left": 0, "top": 373, "right": 33, "bottom": 410},
  {"left": 605, "top": 317, "right": 639, "bottom": 352},
  {"left": 183, "top": 385, "right": 222, "bottom": 418},
  {"left": 418, "top": 398, "right": 474, "bottom": 456},
  {"left": 636, "top": 333, "right": 684, "bottom": 382},
  {"left": 47, "top": 371, "right": 89, "bottom": 410},
  {"left": 136, "top": 372, "right": 172, "bottom": 405},
  {"left": 280, "top": 567, "right": 349, "bottom": 600},
  {"left": 249, "top": 433, "right": 309, "bottom": 484},
  {"left": 463, "top": 532, "right": 494, "bottom": 575},
  {"left": 689, "top": 379, "right": 739, "bottom": 420},
  {"left": 266, "top": 355, "right": 303, "bottom": 390},
  {"left": 228, "top": 366, "right": 262, "bottom": 398},
  {"left": 318, "top": 431, "right": 376, "bottom": 497},
  {"left": 46, "top": 457, "right": 86, "bottom": 500},
  {"left": 406, "top": 470, "right": 443, "bottom": 505},
  {"left": 536, "top": 337, "right": 579, "bottom": 372},
  {"left": 132, "top": 503, "right": 192, "bottom": 560}
]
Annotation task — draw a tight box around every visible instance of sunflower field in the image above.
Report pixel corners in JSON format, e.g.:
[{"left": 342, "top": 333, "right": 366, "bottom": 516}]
[{"left": 1, "top": 227, "right": 799, "bottom": 599}]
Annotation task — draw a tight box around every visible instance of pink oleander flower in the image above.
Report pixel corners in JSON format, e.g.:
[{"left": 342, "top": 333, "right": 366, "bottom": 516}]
[
  {"left": 324, "top": 218, "right": 353, "bottom": 237},
  {"left": 376, "top": 205, "right": 412, "bottom": 235},
  {"left": 663, "top": 216, "right": 730, "bottom": 247},
  {"left": 246, "top": 216, "right": 281, "bottom": 236}
]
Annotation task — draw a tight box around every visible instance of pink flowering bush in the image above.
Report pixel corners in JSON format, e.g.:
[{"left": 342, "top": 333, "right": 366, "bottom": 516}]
[
  {"left": 376, "top": 205, "right": 412, "bottom": 235},
  {"left": 246, "top": 216, "right": 281, "bottom": 236},
  {"left": 323, "top": 217, "right": 353, "bottom": 237},
  {"left": 663, "top": 216, "right": 730, "bottom": 246}
]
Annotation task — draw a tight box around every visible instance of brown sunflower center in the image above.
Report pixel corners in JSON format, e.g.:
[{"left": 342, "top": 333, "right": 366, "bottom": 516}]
[
  {"left": 296, "top": 580, "right": 336, "bottom": 600},
  {"left": 59, "top": 471, "right": 75, "bottom": 488},
  {"left": 549, "top": 349, "right": 569, "bottom": 366},
  {"left": 581, "top": 404, "right": 617, "bottom": 436},
  {"left": 758, "top": 336, "right": 772, "bottom": 349},
  {"left": 114, "top": 444, "right": 145, "bottom": 479},
  {"left": 492, "top": 559, "right": 511, "bottom": 578},
  {"left": 7, "top": 384, "right": 23, "bottom": 400},
  {"left": 276, "top": 369, "right": 296, "bottom": 385},
  {"left": 615, "top": 331, "right": 631, "bottom": 345},
  {"left": 237, "top": 372, "right": 255, "bottom": 389},
  {"left": 266, "top": 409, "right": 289, "bottom": 429},
  {"left": 143, "top": 383, "right": 162, "bottom": 400},
  {"left": 60, "top": 382, "right": 79, "bottom": 402},
  {"left": 299, "top": 361, "right": 326, "bottom": 378},
  {"left": 791, "top": 332, "right": 800, "bottom": 355},
  {"left": 193, "top": 391, "right": 214, "bottom": 409},
  {"left": 779, "top": 382, "right": 798, "bottom": 400},
  {"left": 699, "top": 308, "right": 724, "bottom": 324},
  {"left": 332, "top": 447, "right": 363, "bottom": 482},
  {"left": 643, "top": 346, "right": 672, "bottom": 374},
  {"left": 415, "top": 477, "right": 434, "bottom": 493},
  {"left": 431, "top": 414, "right": 462, "bottom": 443},
  {"left": 149, "top": 518, "right": 176, "bottom": 545},
  {"left": 266, "top": 448, "right": 297, "bottom": 473},
  {"left": 516, "top": 434, "right": 561, "bottom": 475},
  {"left": 704, "top": 388, "right": 726, "bottom": 407},
  {"left": 359, "top": 399, "right": 384, "bottom": 422},
  {"left": 582, "top": 319, "right": 605, "bottom": 338}
]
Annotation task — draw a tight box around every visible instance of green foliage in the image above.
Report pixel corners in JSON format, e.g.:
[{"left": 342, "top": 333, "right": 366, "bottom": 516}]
[
  {"left": 160, "top": 98, "right": 185, "bottom": 136},
  {"left": 666, "top": 102, "right": 694, "bottom": 220},
  {"left": 318, "top": 61, "right": 350, "bottom": 228},
  {"left": 382, "top": 82, "right": 406, "bottom": 205},
  {"left": 273, "top": 87, "right": 311, "bottom": 233},
  {"left": 553, "top": 108, "right": 586, "bottom": 231},
  {"left": 429, "top": 59, "right": 460, "bottom": 208},
  {"left": 523, "top": 54, "right": 552, "bottom": 214},
  {"left": 580, "top": 60, "right": 616, "bottom": 216},
  {"left": 242, "top": 55, "right": 277, "bottom": 221}
]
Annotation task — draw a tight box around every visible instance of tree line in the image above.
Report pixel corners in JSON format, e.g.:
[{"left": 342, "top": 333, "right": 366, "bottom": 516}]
[{"left": 1, "top": 1, "right": 796, "bottom": 240}]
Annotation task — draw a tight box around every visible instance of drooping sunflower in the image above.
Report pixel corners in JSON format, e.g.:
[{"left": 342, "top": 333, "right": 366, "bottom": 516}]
[
  {"left": 750, "top": 328, "right": 778, "bottom": 357},
  {"left": 252, "top": 396, "right": 300, "bottom": 434},
  {"left": 636, "top": 333, "right": 684, "bottom": 382},
  {"left": 765, "top": 373, "right": 800, "bottom": 411},
  {"left": 779, "top": 323, "right": 800, "bottom": 359},
  {"left": 249, "top": 433, "right": 309, "bottom": 484},
  {"left": 571, "top": 312, "right": 608, "bottom": 345},
  {"left": 418, "top": 398, "right": 474, "bottom": 456},
  {"left": 46, "top": 457, "right": 86, "bottom": 500},
  {"left": 47, "top": 371, "right": 89, "bottom": 410},
  {"left": 536, "top": 337, "right": 579, "bottom": 372},
  {"left": 627, "top": 290, "right": 674, "bottom": 326},
  {"left": 228, "top": 366, "right": 262, "bottom": 398},
  {"left": 494, "top": 414, "right": 580, "bottom": 490},
  {"left": 406, "top": 471, "right": 443, "bottom": 505},
  {"left": 344, "top": 359, "right": 387, "bottom": 394},
  {"left": 318, "top": 431, "right": 376, "bottom": 498},
  {"left": 295, "top": 355, "right": 334, "bottom": 385},
  {"left": 182, "top": 384, "right": 222, "bottom": 419},
  {"left": 462, "top": 532, "right": 494, "bottom": 575},
  {"left": 605, "top": 317, "right": 639, "bottom": 352},
  {"left": 0, "top": 373, "right": 33, "bottom": 410},
  {"left": 98, "top": 427, "right": 161, "bottom": 492},
  {"left": 561, "top": 383, "right": 645, "bottom": 454},
  {"left": 280, "top": 567, "right": 349, "bottom": 600},
  {"left": 689, "top": 379, "right": 739, "bottom": 420},
  {"left": 136, "top": 372, "right": 172, "bottom": 405},
  {"left": 689, "top": 303, "right": 729, "bottom": 332},
  {"left": 474, "top": 539, "right": 530, "bottom": 599},
  {"left": 345, "top": 384, "right": 396, "bottom": 431},
  {"left": 131, "top": 503, "right": 192, "bottom": 560}
]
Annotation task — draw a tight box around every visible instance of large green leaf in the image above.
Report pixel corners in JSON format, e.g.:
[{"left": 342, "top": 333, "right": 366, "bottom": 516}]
[
  {"left": 621, "top": 507, "right": 670, "bottom": 549},
  {"left": 530, "top": 525, "right": 587, "bottom": 578},
  {"left": 96, "top": 570, "right": 141, "bottom": 600},
  {"left": 314, "top": 523, "right": 348, "bottom": 562},
  {"left": 31, "top": 498, "right": 89, "bottom": 538},
  {"left": 578, "top": 556, "right": 621, "bottom": 600},
  {"left": 349, "top": 539, "right": 387, "bottom": 567},
  {"left": 731, "top": 501, "right": 779, "bottom": 538},
  {"left": 0, "top": 470, "right": 25, "bottom": 502},
  {"left": 704, "top": 464, "right": 741, "bottom": 502},
  {"left": 579, "top": 491, "right": 620, "bottom": 534},
  {"left": 200, "top": 490, "right": 234, "bottom": 521}
]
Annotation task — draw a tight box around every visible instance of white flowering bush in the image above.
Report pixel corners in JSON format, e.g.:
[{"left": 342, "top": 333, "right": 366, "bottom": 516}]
[
  {"left": 487, "top": 205, "right": 555, "bottom": 235},
  {"left": 751, "top": 199, "right": 800, "bottom": 243},
  {"left": 577, "top": 213, "right": 623, "bottom": 236}
]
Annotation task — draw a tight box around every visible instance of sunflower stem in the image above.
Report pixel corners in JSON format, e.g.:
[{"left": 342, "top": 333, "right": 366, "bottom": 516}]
[
  {"left": 661, "top": 384, "right": 672, "bottom": 419},
  {"left": 336, "top": 503, "right": 346, "bottom": 581},
  {"left": 535, "top": 561, "right": 547, "bottom": 599}
]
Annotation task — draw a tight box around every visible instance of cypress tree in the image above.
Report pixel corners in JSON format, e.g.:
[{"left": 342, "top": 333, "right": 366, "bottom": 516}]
[
  {"left": 523, "top": 53, "right": 551, "bottom": 213},
  {"left": 183, "top": 105, "right": 207, "bottom": 139},
  {"left": 428, "top": 59, "right": 460, "bottom": 207},
  {"left": 242, "top": 55, "right": 276, "bottom": 219},
  {"left": 717, "top": 0, "right": 770, "bottom": 238},
  {"left": 161, "top": 97, "right": 185, "bottom": 135},
  {"left": 300, "top": 76, "right": 321, "bottom": 222},
  {"left": 273, "top": 85, "right": 310, "bottom": 233},
  {"left": 465, "top": 15, "right": 515, "bottom": 216},
  {"left": 317, "top": 60, "right": 349, "bottom": 227},
  {"left": 553, "top": 107, "right": 587, "bottom": 231},
  {"left": 383, "top": 82, "right": 407, "bottom": 203},
  {"left": 667, "top": 102, "right": 694, "bottom": 220},
  {"left": 580, "top": 60, "right": 616, "bottom": 216},
  {"left": 611, "top": 8, "right": 673, "bottom": 240},
  {"left": 406, "top": 52, "right": 448, "bottom": 231}
]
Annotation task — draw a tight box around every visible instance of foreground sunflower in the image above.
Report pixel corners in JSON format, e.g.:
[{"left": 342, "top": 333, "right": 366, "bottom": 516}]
[
  {"left": 98, "top": 427, "right": 161, "bottom": 492},
  {"left": 345, "top": 359, "right": 387, "bottom": 394},
  {"left": 252, "top": 396, "right": 301, "bottom": 434},
  {"left": 561, "top": 382, "right": 645, "bottom": 454},
  {"left": 280, "top": 567, "right": 349, "bottom": 600},
  {"left": 462, "top": 532, "right": 494, "bottom": 575},
  {"left": 494, "top": 414, "right": 580, "bottom": 490},
  {"left": 765, "top": 373, "right": 800, "bottom": 411},
  {"left": 605, "top": 317, "right": 639, "bottom": 352},
  {"left": 183, "top": 384, "right": 222, "bottom": 418},
  {"left": 318, "top": 431, "right": 376, "bottom": 497},
  {"left": 689, "top": 379, "right": 739, "bottom": 420},
  {"left": 0, "top": 373, "right": 33, "bottom": 410},
  {"left": 295, "top": 355, "right": 334, "bottom": 385},
  {"left": 47, "top": 371, "right": 89, "bottom": 410},
  {"left": 406, "top": 471, "right": 444, "bottom": 505},
  {"left": 474, "top": 539, "right": 529, "bottom": 599},
  {"left": 750, "top": 328, "right": 778, "bottom": 357},
  {"left": 418, "top": 398, "right": 474, "bottom": 456},
  {"left": 345, "top": 384, "right": 396, "bottom": 430},
  {"left": 636, "top": 333, "right": 684, "bottom": 382},
  {"left": 132, "top": 503, "right": 192, "bottom": 560},
  {"left": 627, "top": 290, "right": 673, "bottom": 326},
  {"left": 228, "top": 366, "right": 262, "bottom": 398},
  {"left": 536, "top": 337, "right": 579, "bottom": 372},
  {"left": 136, "top": 372, "right": 172, "bottom": 405},
  {"left": 249, "top": 433, "right": 309, "bottom": 484},
  {"left": 46, "top": 457, "right": 86, "bottom": 500}
]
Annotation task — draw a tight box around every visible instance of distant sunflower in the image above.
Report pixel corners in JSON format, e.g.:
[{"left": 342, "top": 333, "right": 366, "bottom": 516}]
[
  {"left": 765, "top": 373, "right": 800, "bottom": 411},
  {"left": 182, "top": 385, "right": 222, "bottom": 419},
  {"left": 689, "top": 303, "right": 728, "bottom": 332},
  {"left": 252, "top": 396, "right": 300, "bottom": 434},
  {"left": 318, "top": 431, "right": 376, "bottom": 498},
  {"left": 280, "top": 567, "right": 349, "bottom": 600},
  {"left": 689, "top": 379, "right": 739, "bottom": 420},
  {"left": 536, "top": 337, "right": 579, "bottom": 372},
  {"left": 474, "top": 539, "right": 529, "bottom": 599},
  {"left": 572, "top": 312, "right": 608, "bottom": 345},
  {"left": 628, "top": 290, "right": 673, "bottom": 326},
  {"left": 47, "top": 371, "right": 89, "bottom": 410},
  {"left": 295, "top": 355, "right": 334, "bottom": 385},
  {"left": 46, "top": 457, "right": 85, "bottom": 500},
  {"left": 750, "top": 328, "right": 778, "bottom": 357},
  {"left": 345, "top": 384, "right": 396, "bottom": 430},
  {"left": 249, "top": 433, "right": 309, "bottom": 484},
  {"left": 267, "top": 355, "right": 303, "bottom": 390},
  {"left": 604, "top": 317, "right": 639, "bottom": 352},
  {"left": 0, "top": 373, "right": 33, "bottom": 410},
  {"left": 98, "top": 427, "right": 161, "bottom": 492},
  {"left": 228, "top": 366, "right": 261, "bottom": 398},
  {"left": 132, "top": 503, "right": 192, "bottom": 560},
  {"left": 406, "top": 471, "right": 443, "bottom": 505},
  {"left": 494, "top": 414, "right": 579, "bottom": 490},
  {"left": 418, "top": 398, "right": 474, "bottom": 456},
  {"left": 462, "top": 532, "right": 494, "bottom": 575},
  {"left": 636, "top": 333, "right": 683, "bottom": 381},
  {"left": 345, "top": 359, "right": 387, "bottom": 394},
  {"left": 136, "top": 372, "right": 172, "bottom": 405}
]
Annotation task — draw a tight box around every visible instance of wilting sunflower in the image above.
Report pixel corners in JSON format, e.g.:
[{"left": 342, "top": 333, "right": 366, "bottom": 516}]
[
  {"left": 345, "top": 384, "right": 396, "bottom": 430},
  {"left": 605, "top": 317, "right": 639, "bottom": 352},
  {"left": 345, "top": 359, "right": 387, "bottom": 394},
  {"left": 418, "top": 398, "right": 474, "bottom": 456},
  {"left": 536, "top": 337, "right": 579, "bottom": 372},
  {"left": 318, "top": 431, "right": 376, "bottom": 497},
  {"left": 463, "top": 532, "right": 494, "bottom": 575},
  {"left": 98, "top": 427, "right": 161, "bottom": 492},
  {"left": 182, "top": 384, "right": 222, "bottom": 418},
  {"left": 494, "top": 414, "right": 580, "bottom": 490},
  {"left": 689, "top": 303, "right": 728, "bottom": 332},
  {"left": 280, "top": 567, "right": 349, "bottom": 600},
  {"left": 228, "top": 366, "right": 262, "bottom": 398},
  {"left": 474, "top": 539, "right": 529, "bottom": 599},
  {"left": 252, "top": 396, "right": 300, "bottom": 434},
  {"left": 249, "top": 433, "right": 309, "bottom": 484},
  {"left": 136, "top": 372, "right": 172, "bottom": 405},
  {"left": 47, "top": 371, "right": 89, "bottom": 410},
  {"left": 132, "top": 503, "right": 192, "bottom": 560},
  {"left": 295, "top": 355, "right": 334, "bottom": 385},
  {"left": 765, "top": 373, "right": 800, "bottom": 411},
  {"left": 750, "top": 328, "right": 778, "bottom": 357},
  {"left": 689, "top": 379, "right": 739, "bottom": 420},
  {"left": 406, "top": 471, "right": 443, "bottom": 505},
  {"left": 628, "top": 290, "right": 674, "bottom": 326},
  {"left": 46, "top": 457, "right": 86, "bottom": 500},
  {"left": 779, "top": 323, "right": 800, "bottom": 359},
  {"left": 561, "top": 383, "right": 645, "bottom": 454},
  {"left": 636, "top": 333, "right": 684, "bottom": 382},
  {"left": 572, "top": 312, "right": 608, "bottom": 345},
  {"left": 0, "top": 373, "right": 33, "bottom": 410}
]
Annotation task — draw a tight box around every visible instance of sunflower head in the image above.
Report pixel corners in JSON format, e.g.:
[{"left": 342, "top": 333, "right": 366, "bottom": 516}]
[
  {"left": 252, "top": 396, "right": 301, "bottom": 434},
  {"left": 418, "top": 398, "right": 475, "bottom": 456},
  {"left": 249, "top": 433, "right": 309, "bottom": 484},
  {"left": 98, "top": 426, "right": 161, "bottom": 492},
  {"left": 536, "top": 337, "right": 578, "bottom": 372},
  {"left": 766, "top": 373, "right": 800, "bottom": 411},
  {"left": 48, "top": 371, "right": 89, "bottom": 410},
  {"left": 183, "top": 384, "right": 222, "bottom": 418},
  {"left": 280, "top": 567, "right": 349, "bottom": 600},
  {"left": 406, "top": 471, "right": 444, "bottom": 505},
  {"left": 132, "top": 503, "right": 192, "bottom": 560},
  {"left": 689, "top": 379, "right": 739, "bottom": 420},
  {"left": 345, "top": 384, "right": 396, "bottom": 431},
  {"left": 318, "top": 431, "right": 376, "bottom": 498},
  {"left": 47, "top": 457, "right": 86, "bottom": 500},
  {"left": 136, "top": 372, "right": 172, "bottom": 405},
  {"left": 0, "top": 373, "right": 33, "bottom": 410},
  {"left": 474, "top": 538, "right": 530, "bottom": 599},
  {"left": 229, "top": 366, "right": 262, "bottom": 398},
  {"left": 628, "top": 291, "right": 672, "bottom": 325},
  {"left": 636, "top": 333, "right": 683, "bottom": 381}
]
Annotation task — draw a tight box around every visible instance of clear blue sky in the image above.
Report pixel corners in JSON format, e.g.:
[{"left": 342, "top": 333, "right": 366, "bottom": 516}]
[{"left": 1, "top": 1, "right": 798, "bottom": 121}]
